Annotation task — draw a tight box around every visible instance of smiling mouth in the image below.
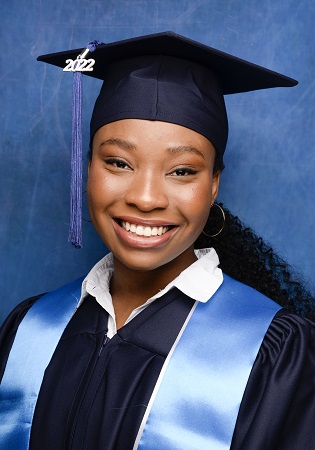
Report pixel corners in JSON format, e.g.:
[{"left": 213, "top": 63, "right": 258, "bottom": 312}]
[{"left": 118, "top": 220, "right": 173, "bottom": 237}]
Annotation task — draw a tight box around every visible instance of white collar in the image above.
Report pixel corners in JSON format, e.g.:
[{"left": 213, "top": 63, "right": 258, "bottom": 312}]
[{"left": 79, "top": 248, "right": 223, "bottom": 337}]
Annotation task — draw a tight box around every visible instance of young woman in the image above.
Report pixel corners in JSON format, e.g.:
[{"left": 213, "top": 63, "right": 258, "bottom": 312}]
[{"left": 0, "top": 32, "right": 314, "bottom": 450}]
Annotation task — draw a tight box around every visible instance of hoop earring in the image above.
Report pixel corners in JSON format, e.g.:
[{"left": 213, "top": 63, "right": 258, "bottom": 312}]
[{"left": 202, "top": 203, "right": 225, "bottom": 238}]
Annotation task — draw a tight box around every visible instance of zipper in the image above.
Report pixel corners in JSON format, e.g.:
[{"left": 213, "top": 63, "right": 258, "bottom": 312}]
[{"left": 98, "top": 334, "right": 110, "bottom": 356}]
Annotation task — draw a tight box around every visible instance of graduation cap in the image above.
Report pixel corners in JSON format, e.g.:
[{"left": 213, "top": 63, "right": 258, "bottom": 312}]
[{"left": 37, "top": 31, "right": 298, "bottom": 248}]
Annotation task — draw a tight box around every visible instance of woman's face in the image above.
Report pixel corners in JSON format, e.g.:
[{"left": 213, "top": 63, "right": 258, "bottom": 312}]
[{"left": 87, "top": 119, "right": 220, "bottom": 273}]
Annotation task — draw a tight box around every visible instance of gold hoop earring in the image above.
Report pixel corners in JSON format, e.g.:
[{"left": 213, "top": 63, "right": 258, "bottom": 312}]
[{"left": 202, "top": 203, "right": 225, "bottom": 238}]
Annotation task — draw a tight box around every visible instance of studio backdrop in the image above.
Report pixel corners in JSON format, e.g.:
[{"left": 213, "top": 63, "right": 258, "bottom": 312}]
[{"left": 1, "top": 0, "right": 314, "bottom": 323}]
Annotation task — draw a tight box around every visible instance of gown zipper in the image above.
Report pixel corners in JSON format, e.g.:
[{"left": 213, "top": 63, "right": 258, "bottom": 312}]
[{"left": 98, "top": 334, "right": 110, "bottom": 356}]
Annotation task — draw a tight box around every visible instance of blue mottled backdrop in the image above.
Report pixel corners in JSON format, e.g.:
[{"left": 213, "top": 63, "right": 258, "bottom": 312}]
[{"left": 1, "top": 0, "right": 314, "bottom": 323}]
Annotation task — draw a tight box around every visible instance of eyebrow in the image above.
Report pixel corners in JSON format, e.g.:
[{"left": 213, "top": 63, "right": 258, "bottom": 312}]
[
  {"left": 166, "top": 145, "right": 205, "bottom": 160},
  {"left": 98, "top": 138, "right": 137, "bottom": 151},
  {"left": 98, "top": 139, "right": 205, "bottom": 159}
]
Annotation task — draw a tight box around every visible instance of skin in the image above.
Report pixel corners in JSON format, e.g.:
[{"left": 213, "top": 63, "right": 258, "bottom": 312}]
[{"left": 87, "top": 119, "right": 220, "bottom": 327}]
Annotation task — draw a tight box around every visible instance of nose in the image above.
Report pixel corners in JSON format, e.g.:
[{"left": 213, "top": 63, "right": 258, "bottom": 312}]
[{"left": 124, "top": 171, "right": 169, "bottom": 211}]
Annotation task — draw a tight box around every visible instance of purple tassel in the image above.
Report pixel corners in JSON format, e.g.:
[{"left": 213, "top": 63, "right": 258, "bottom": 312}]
[
  {"left": 68, "top": 40, "right": 102, "bottom": 248},
  {"left": 68, "top": 70, "right": 83, "bottom": 248}
]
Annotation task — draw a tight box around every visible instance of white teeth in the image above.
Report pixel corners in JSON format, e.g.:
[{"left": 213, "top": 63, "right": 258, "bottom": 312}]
[
  {"left": 136, "top": 225, "right": 144, "bottom": 236},
  {"left": 144, "top": 227, "right": 151, "bottom": 236},
  {"left": 121, "top": 221, "right": 169, "bottom": 237}
]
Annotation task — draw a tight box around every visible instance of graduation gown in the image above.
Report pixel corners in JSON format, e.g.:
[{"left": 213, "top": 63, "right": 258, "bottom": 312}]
[{"left": 0, "top": 287, "right": 315, "bottom": 450}]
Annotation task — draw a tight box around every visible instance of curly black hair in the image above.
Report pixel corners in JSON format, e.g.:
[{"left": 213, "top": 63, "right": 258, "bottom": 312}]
[{"left": 195, "top": 202, "right": 315, "bottom": 320}]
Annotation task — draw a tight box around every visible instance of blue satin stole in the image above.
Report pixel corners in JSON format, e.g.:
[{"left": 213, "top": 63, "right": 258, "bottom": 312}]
[
  {"left": 0, "top": 277, "right": 84, "bottom": 450},
  {"left": 0, "top": 274, "right": 281, "bottom": 450},
  {"left": 135, "top": 275, "right": 281, "bottom": 450}
]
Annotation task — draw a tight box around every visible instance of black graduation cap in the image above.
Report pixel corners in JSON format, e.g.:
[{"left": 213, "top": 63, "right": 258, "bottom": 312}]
[
  {"left": 38, "top": 31, "right": 297, "bottom": 92},
  {"left": 37, "top": 31, "right": 297, "bottom": 247},
  {"left": 38, "top": 31, "right": 297, "bottom": 152}
]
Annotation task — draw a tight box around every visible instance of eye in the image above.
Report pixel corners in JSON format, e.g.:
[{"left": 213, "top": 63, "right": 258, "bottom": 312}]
[
  {"left": 170, "top": 167, "right": 197, "bottom": 177},
  {"left": 105, "top": 158, "right": 132, "bottom": 170}
]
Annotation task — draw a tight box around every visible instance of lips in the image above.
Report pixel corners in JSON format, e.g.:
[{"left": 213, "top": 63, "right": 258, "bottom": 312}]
[{"left": 120, "top": 220, "right": 171, "bottom": 237}]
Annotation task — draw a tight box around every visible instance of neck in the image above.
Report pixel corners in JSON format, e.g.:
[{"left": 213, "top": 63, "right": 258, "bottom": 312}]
[{"left": 110, "top": 248, "right": 197, "bottom": 328}]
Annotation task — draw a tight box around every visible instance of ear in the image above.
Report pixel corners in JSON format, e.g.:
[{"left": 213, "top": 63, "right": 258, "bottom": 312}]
[{"left": 211, "top": 171, "right": 221, "bottom": 204}]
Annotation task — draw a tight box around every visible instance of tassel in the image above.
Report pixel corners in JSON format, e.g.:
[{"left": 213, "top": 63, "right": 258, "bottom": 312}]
[
  {"left": 68, "top": 40, "right": 102, "bottom": 248},
  {"left": 68, "top": 70, "right": 83, "bottom": 248}
]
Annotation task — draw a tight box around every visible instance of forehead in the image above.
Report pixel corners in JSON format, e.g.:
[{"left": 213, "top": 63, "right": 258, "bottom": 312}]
[{"left": 93, "top": 119, "right": 216, "bottom": 156}]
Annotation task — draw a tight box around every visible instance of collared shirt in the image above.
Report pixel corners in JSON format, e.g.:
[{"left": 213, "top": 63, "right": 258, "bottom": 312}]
[{"left": 79, "top": 248, "right": 223, "bottom": 338}]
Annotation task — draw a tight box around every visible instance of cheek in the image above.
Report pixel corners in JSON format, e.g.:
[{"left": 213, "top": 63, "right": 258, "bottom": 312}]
[
  {"left": 87, "top": 168, "right": 124, "bottom": 210},
  {"left": 191, "top": 196, "right": 212, "bottom": 229},
  {"left": 174, "top": 178, "right": 213, "bottom": 227},
  {"left": 86, "top": 171, "right": 104, "bottom": 213}
]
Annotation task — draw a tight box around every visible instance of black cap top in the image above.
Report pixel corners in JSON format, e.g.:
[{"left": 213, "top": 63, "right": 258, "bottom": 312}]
[{"left": 38, "top": 31, "right": 297, "bottom": 94}]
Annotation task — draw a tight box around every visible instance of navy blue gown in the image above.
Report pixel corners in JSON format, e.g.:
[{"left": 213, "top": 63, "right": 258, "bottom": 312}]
[{"left": 0, "top": 287, "right": 315, "bottom": 449}]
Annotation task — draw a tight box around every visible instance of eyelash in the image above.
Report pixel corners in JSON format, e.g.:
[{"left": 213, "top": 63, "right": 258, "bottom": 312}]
[
  {"left": 105, "top": 158, "right": 131, "bottom": 170},
  {"left": 104, "top": 158, "right": 197, "bottom": 177},
  {"left": 171, "top": 167, "right": 197, "bottom": 177}
]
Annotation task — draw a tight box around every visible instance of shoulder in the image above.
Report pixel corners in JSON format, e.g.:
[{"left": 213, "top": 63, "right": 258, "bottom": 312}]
[
  {"left": 0, "top": 294, "right": 44, "bottom": 337},
  {"left": 253, "top": 309, "right": 315, "bottom": 379},
  {"left": 220, "top": 274, "right": 282, "bottom": 318},
  {"left": 263, "top": 309, "right": 315, "bottom": 351},
  {"left": 0, "top": 294, "right": 44, "bottom": 380},
  {"left": 0, "top": 276, "right": 85, "bottom": 357},
  {"left": 234, "top": 310, "right": 315, "bottom": 448},
  {"left": 220, "top": 275, "right": 315, "bottom": 351}
]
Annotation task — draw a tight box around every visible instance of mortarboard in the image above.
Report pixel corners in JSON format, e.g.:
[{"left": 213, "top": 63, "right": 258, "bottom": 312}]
[{"left": 37, "top": 31, "right": 298, "bottom": 247}]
